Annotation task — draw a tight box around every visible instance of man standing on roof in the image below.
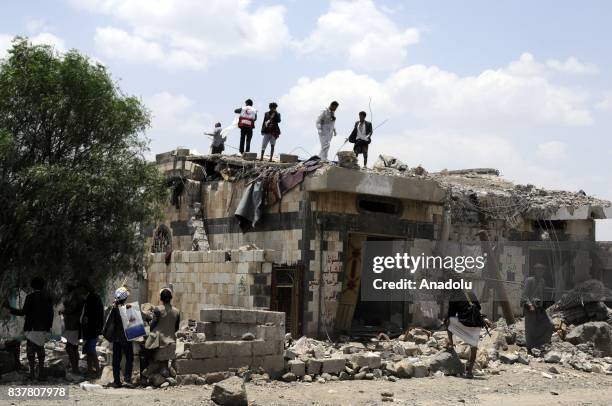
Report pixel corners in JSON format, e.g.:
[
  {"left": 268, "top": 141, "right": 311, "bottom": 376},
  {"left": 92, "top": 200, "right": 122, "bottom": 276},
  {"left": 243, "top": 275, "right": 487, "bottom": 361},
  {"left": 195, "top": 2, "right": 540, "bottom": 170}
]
[
  {"left": 234, "top": 99, "right": 257, "bottom": 154},
  {"left": 316, "top": 101, "right": 339, "bottom": 161},
  {"left": 348, "top": 111, "right": 373, "bottom": 168},
  {"left": 260, "top": 102, "right": 281, "bottom": 162},
  {"left": 205, "top": 122, "right": 226, "bottom": 154}
]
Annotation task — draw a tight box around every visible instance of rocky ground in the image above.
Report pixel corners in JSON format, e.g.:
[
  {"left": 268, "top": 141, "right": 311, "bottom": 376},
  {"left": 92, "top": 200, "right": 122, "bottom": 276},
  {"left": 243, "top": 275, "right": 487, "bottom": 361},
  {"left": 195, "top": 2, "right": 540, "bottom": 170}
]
[
  {"left": 2, "top": 289, "right": 611, "bottom": 405},
  {"left": 2, "top": 360, "right": 612, "bottom": 406}
]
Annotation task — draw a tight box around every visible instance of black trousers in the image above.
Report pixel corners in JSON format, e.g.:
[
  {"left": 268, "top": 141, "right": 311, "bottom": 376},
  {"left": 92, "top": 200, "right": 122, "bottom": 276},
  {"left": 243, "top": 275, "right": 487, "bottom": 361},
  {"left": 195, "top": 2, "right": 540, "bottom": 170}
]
[
  {"left": 26, "top": 340, "right": 45, "bottom": 377},
  {"left": 239, "top": 127, "right": 253, "bottom": 153},
  {"left": 112, "top": 342, "right": 133, "bottom": 384}
]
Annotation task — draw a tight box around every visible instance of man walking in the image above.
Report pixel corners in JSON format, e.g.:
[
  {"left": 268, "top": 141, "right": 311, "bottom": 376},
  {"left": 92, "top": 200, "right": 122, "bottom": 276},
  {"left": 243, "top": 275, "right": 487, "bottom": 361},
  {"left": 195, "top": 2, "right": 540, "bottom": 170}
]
[
  {"left": 5, "top": 277, "right": 54, "bottom": 381},
  {"left": 234, "top": 99, "right": 257, "bottom": 154},
  {"left": 316, "top": 101, "right": 339, "bottom": 160},
  {"left": 348, "top": 111, "right": 373, "bottom": 167},
  {"left": 260, "top": 102, "right": 281, "bottom": 161}
]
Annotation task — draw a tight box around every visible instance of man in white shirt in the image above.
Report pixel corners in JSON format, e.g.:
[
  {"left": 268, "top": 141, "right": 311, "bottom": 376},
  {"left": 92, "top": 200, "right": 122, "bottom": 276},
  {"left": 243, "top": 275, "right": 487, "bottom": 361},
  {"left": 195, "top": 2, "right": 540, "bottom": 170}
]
[
  {"left": 348, "top": 111, "right": 373, "bottom": 167},
  {"left": 316, "top": 101, "right": 339, "bottom": 160},
  {"left": 234, "top": 99, "right": 257, "bottom": 154}
]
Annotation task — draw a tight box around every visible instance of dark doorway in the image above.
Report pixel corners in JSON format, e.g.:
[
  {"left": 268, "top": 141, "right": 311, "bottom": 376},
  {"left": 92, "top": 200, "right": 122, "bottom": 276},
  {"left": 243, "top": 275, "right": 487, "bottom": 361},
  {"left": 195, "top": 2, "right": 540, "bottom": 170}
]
[{"left": 270, "top": 264, "right": 303, "bottom": 337}]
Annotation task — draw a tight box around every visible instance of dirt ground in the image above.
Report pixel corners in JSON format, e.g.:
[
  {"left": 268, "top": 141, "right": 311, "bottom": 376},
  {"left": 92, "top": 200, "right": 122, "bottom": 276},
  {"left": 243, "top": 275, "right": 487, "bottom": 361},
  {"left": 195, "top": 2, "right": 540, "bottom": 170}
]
[{"left": 3, "top": 362, "right": 612, "bottom": 406}]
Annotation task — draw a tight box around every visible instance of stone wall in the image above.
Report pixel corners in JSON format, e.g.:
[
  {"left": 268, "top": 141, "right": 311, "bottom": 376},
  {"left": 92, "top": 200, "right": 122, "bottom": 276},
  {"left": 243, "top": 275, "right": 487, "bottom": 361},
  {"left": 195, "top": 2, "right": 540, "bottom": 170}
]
[
  {"left": 175, "top": 308, "right": 285, "bottom": 376},
  {"left": 146, "top": 249, "right": 274, "bottom": 321}
]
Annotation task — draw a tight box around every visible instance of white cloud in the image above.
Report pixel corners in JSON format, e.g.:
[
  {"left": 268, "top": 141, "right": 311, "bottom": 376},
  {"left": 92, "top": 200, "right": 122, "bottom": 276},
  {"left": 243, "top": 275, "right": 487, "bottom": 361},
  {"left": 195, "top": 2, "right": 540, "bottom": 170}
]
[
  {"left": 145, "top": 92, "right": 214, "bottom": 153},
  {"left": 25, "top": 18, "right": 53, "bottom": 33},
  {"left": 95, "top": 27, "right": 166, "bottom": 63},
  {"left": 0, "top": 32, "right": 66, "bottom": 59},
  {"left": 277, "top": 54, "right": 595, "bottom": 190},
  {"left": 280, "top": 54, "right": 593, "bottom": 134},
  {"left": 0, "top": 34, "right": 12, "bottom": 59},
  {"left": 71, "top": 0, "right": 290, "bottom": 70},
  {"left": 296, "top": 0, "right": 420, "bottom": 71},
  {"left": 546, "top": 56, "right": 599, "bottom": 75},
  {"left": 596, "top": 91, "right": 612, "bottom": 111},
  {"left": 536, "top": 141, "right": 568, "bottom": 161},
  {"left": 29, "top": 33, "right": 67, "bottom": 53}
]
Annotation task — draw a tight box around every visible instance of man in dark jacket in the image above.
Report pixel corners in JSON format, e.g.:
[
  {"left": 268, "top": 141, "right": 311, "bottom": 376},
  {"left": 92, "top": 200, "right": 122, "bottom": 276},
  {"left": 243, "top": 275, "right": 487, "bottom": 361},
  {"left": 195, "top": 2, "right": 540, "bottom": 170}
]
[
  {"left": 348, "top": 111, "right": 373, "bottom": 168},
  {"left": 81, "top": 282, "right": 104, "bottom": 379},
  {"left": 103, "top": 287, "right": 134, "bottom": 388},
  {"left": 521, "top": 263, "right": 553, "bottom": 351},
  {"left": 260, "top": 102, "right": 281, "bottom": 162},
  {"left": 62, "top": 283, "right": 84, "bottom": 374},
  {"left": 5, "top": 277, "right": 54, "bottom": 380}
]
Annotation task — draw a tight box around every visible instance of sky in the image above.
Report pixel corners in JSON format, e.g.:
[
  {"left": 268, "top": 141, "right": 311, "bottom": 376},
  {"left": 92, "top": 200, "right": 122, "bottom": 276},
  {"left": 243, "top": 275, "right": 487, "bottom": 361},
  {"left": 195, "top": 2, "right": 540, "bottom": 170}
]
[{"left": 1, "top": 0, "right": 611, "bottom": 238}]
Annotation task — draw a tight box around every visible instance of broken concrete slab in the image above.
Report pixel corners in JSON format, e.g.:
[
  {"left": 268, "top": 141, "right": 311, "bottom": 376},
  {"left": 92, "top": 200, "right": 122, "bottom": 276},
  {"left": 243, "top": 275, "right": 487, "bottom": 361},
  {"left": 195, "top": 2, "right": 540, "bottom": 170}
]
[{"left": 211, "top": 376, "right": 248, "bottom": 406}]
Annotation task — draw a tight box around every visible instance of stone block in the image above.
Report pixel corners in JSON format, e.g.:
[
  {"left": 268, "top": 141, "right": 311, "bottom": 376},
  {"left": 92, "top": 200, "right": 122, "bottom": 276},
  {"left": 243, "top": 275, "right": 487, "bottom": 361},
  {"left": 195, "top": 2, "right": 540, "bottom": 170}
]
[
  {"left": 230, "top": 356, "right": 252, "bottom": 369},
  {"left": 237, "top": 262, "right": 250, "bottom": 274},
  {"left": 255, "top": 310, "right": 267, "bottom": 325},
  {"left": 306, "top": 359, "right": 323, "bottom": 375},
  {"left": 264, "top": 311, "right": 286, "bottom": 326},
  {"left": 351, "top": 352, "right": 381, "bottom": 369},
  {"left": 252, "top": 340, "right": 279, "bottom": 356},
  {"left": 190, "top": 342, "right": 217, "bottom": 359},
  {"left": 231, "top": 249, "right": 240, "bottom": 262},
  {"left": 262, "top": 355, "right": 284, "bottom": 377},
  {"left": 196, "top": 321, "right": 215, "bottom": 337},
  {"left": 188, "top": 251, "right": 199, "bottom": 262},
  {"left": 216, "top": 341, "right": 252, "bottom": 358},
  {"left": 239, "top": 250, "right": 254, "bottom": 262},
  {"left": 200, "top": 309, "right": 221, "bottom": 322},
  {"left": 175, "top": 359, "right": 206, "bottom": 375},
  {"left": 321, "top": 358, "right": 346, "bottom": 374},
  {"left": 154, "top": 343, "right": 177, "bottom": 361},
  {"left": 222, "top": 309, "right": 257, "bottom": 324},
  {"left": 252, "top": 250, "right": 265, "bottom": 262},
  {"left": 287, "top": 360, "right": 305, "bottom": 377},
  {"left": 215, "top": 322, "right": 231, "bottom": 339},
  {"left": 256, "top": 325, "right": 283, "bottom": 341},
  {"left": 230, "top": 323, "right": 252, "bottom": 338}
]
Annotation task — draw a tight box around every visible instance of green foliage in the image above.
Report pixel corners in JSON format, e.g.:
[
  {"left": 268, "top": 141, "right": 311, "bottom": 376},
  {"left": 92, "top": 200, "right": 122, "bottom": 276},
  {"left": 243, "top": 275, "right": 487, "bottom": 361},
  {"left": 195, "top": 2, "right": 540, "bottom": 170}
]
[{"left": 0, "top": 38, "right": 167, "bottom": 298}]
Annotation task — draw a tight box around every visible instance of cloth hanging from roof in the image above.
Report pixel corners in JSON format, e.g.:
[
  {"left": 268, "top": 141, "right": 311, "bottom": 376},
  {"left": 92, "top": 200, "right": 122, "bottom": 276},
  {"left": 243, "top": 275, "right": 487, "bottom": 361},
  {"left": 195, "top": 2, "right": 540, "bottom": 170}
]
[{"left": 234, "top": 156, "right": 322, "bottom": 231}]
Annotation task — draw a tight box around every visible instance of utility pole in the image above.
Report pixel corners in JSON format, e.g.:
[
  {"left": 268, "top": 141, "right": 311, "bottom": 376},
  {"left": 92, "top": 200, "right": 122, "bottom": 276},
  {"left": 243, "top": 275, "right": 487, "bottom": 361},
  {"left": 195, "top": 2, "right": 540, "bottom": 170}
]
[{"left": 477, "top": 230, "right": 515, "bottom": 325}]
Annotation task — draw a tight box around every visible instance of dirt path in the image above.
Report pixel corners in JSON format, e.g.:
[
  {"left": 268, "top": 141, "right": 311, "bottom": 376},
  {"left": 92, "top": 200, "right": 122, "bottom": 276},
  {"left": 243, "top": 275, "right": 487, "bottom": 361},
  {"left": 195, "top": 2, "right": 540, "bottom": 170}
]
[{"left": 4, "top": 363, "right": 612, "bottom": 405}]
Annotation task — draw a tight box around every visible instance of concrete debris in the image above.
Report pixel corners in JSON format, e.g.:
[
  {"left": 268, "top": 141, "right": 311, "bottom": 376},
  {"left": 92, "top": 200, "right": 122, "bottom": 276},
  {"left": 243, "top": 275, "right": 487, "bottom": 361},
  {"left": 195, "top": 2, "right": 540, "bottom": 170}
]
[
  {"left": 336, "top": 151, "right": 359, "bottom": 169},
  {"left": 565, "top": 322, "right": 612, "bottom": 357},
  {"left": 426, "top": 350, "right": 465, "bottom": 376},
  {"left": 544, "top": 351, "right": 562, "bottom": 363},
  {"left": 211, "top": 376, "right": 248, "bottom": 406}
]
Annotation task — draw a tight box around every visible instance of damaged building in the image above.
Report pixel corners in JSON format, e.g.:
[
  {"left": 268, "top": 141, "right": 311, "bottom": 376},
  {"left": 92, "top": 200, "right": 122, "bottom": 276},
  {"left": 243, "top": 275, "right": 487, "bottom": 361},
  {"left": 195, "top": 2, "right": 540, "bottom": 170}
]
[{"left": 144, "top": 149, "right": 612, "bottom": 339}]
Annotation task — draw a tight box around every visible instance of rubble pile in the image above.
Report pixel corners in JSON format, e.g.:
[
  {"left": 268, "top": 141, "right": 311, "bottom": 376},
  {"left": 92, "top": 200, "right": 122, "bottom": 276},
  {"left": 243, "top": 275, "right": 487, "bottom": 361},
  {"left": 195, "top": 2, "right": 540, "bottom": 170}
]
[
  {"left": 548, "top": 279, "right": 612, "bottom": 325},
  {"left": 336, "top": 151, "right": 359, "bottom": 169},
  {"left": 275, "top": 316, "right": 612, "bottom": 384},
  {"left": 0, "top": 337, "right": 111, "bottom": 384}
]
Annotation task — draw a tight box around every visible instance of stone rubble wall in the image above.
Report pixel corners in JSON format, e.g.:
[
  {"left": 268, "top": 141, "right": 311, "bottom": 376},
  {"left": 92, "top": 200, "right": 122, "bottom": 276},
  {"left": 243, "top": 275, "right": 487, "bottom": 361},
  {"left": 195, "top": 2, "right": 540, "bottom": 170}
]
[{"left": 176, "top": 309, "right": 285, "bottom": 376}]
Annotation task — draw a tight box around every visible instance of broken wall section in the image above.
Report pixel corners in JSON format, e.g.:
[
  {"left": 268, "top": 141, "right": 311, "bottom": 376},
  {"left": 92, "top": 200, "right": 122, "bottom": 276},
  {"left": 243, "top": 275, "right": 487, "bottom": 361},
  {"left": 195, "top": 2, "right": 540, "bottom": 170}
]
[
  {"left": 146, "top": 249, "right": 275, "bottom": 321},
  {"left": 176, "top": 308, "right": 285, "bottom": 376}
]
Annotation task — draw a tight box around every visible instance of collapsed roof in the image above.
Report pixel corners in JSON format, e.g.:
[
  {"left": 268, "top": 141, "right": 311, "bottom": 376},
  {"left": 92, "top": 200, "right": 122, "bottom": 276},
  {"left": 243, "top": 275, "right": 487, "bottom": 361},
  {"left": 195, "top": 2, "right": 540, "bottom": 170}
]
[{"left": 183, "top": 153, "right": 611, "bottom": 222}]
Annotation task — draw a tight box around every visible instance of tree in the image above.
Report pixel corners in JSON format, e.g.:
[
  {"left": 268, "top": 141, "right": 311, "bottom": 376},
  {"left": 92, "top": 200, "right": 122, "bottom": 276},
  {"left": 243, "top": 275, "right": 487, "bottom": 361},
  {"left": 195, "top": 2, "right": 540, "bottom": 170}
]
[{"left": 0, "top": 38, "right": 167, "bottom": 299}]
